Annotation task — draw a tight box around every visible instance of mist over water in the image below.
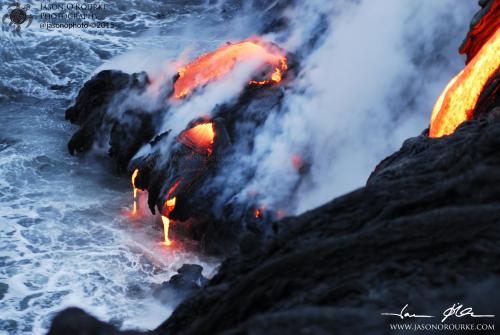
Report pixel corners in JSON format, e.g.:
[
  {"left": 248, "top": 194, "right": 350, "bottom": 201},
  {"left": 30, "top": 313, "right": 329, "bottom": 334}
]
[{"left": 0, "top": 0, "right": 477, "bottom": 333}]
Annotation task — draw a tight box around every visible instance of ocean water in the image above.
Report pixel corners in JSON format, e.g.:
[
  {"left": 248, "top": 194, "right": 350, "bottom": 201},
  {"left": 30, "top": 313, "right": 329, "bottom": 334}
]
[{"left": 0, "top": 1, "right": 253, "bottom": 333}]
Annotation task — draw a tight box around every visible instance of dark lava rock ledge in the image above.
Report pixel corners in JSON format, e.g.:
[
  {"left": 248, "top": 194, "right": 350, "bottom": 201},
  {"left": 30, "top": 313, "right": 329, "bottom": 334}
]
[
  {"left": 50, "top": 106, "right": 500, "bottom": 335},
  {"left": 154, "top": 119, "right": 500, "bottom": 335}
]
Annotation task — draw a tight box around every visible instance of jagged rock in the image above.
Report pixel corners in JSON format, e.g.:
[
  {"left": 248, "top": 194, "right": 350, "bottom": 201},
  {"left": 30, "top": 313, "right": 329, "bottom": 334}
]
[
  {"left": 52, "top": 75, "right": 500, "bottom": 335},
  {"left": 474, "top": 70, "right": 500, "bottom": 118},
  {"left": 66, "top": 62, "right": 294, "bottom": 254},
  {"left": 66, "top": 70, "right": 154, "bottom": 171},
  {"left": 47, "top": 307, "right": 142, "bottom": 335},
  {"left": 152, "top": 264, "right": 208, "bottom": 306},
  {"left": 459, "top": 0, "right": 499, "bottom": 63},
  {"left": 62, "top": 29, "right": 308, "bottom": 261},
  {"left": 132, "top": 118, "right": 232, "bottom": 219},
  {"left": 154, "top": 115, "right": 500, "bottom": 335},
  {"left": 150, "top": 57, "right": 500, "bottom": 334},
  {"left": 129, "top": 84, "right": 291, "bottom": 255},
  {"left": 129, "top": 77, "right": 294, "bottom": 225}
]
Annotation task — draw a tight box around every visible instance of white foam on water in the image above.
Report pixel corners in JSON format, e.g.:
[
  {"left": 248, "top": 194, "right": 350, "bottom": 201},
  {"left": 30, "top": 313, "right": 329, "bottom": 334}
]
[
  {"left": 0, "top": 101, "right": 218, "bottom": 334},
  {"left": 0, "top": 1, "right": 233, "bottom": 333}
]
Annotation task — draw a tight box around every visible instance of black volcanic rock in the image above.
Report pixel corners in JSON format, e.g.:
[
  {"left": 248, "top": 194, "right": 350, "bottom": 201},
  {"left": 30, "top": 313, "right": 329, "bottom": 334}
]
[
  {"left": 66, "top": 70, "right": 148, "bottom": 126},
  {"left": 151, "top": 66, "right": 500, "bottom": 334},
  {"left": 52, "top": 80, "right": 500, "bottom": 335},
  {"left": 66, "top": 62, "right": 294, "bottom": 254},
  {"left": 152, "top": 264, "right": 209, "bottom": 306},
  {"left": 47, "top": 307, "right": 142, "bottom": 335},
  {"left": 155, "top": 120, "right": 500, "bottom": 335},
  {"left": 66, "top": 70, "right": 155, "bottom": 171},
  {"left": 473, "top": 70, "right": 500, "bottom": 119},
  {"left": 56, "top": 65, "right": 500, "bottom": 335}
]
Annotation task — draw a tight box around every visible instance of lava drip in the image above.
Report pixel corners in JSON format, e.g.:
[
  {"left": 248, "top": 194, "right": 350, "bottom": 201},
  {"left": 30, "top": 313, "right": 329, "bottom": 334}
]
[
  {"left": 429, "top": 28, "right": 500, "bottom": 138},
  {"left": 159, "top": 122, "right": 217, "bottom": 245},
  {"left": 131, "top": 169, "right": 139, "bottom": 215},
  {"left": 172, "top": 39, "right": 287, "bottom": 99},
  {"left": 161, "top": 180, "right": 181, "bottom": 246},
  {"left": 161, "top": 198, "right": 177, "bottom": 247}
]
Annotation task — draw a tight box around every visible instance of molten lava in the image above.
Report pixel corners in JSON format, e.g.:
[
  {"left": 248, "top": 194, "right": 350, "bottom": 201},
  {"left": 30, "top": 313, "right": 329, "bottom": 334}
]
[
  {"left": 164, "top": 196, "right": 177, "bottom": 214},
  {"left": 429, "top": 28, "right": 500, "bottom": 138},
  {"left": 178, "top": 122, "right": 215, "bottom": 155},
  {"left": 160, "top": 181, "right": 181, "bottom": 246},
  {"left": 161, "top": 215, "right": 172, "bottom": 246},
  {"left": 173, "top": 40, "right": 287, "bottom": 99},
  {"left": 249, "top": 58, "right": 288, "bottom": 85},
  {"left": 131, "top": 169, "right": 139, "bottom": 215},
  {"left": 161, "top": 197, "right": 177, "bottom": 246},
  {"left": 459, "top": 0, "right": 500, "bottom": 63}
]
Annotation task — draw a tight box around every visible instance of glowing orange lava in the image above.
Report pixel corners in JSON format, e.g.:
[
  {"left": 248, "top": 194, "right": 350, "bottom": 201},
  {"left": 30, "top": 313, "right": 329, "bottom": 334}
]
[
  {"left": 160, "top": 198, "right": 176, "bottom": 246},
  {"left": 178, "top": 122, "right": 215, "bottom": 155},
  {"left": 459, "top": 0, "right": 500, "bottom": 64},
  {"left": 255, "top": 208, "right": 261, "bottom": 218},
  {"left": 164, "top": 196, "right": 177, "bottom": 214},
  {"left": 160, "top": 181, "right": 181, "bottom": 247},
  {"left": 161, "top": 215, "right": 172, "bottom": 246},
  {"left": 131, "top": 169, "right": 139, "bottom": 215},
  {"left": 173, "top": 40, "right": 287, "bottom": 99},
  {"left": 249, "top": 58, "right": 288, "bottom": 85},
  {"left": 429, "top": 28, "right": 500, "bottom": 138}
]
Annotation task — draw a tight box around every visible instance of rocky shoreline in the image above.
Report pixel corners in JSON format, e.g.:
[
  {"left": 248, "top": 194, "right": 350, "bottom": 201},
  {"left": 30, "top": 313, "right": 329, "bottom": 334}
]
[{"left": 49, "top": 72, "right": 500, "bottom": 334}]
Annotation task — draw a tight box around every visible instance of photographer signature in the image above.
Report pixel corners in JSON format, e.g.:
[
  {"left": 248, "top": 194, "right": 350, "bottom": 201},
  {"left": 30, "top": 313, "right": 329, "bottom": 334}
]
[{"left": 381, "top": 303, "right": 495, "bottom": 323}]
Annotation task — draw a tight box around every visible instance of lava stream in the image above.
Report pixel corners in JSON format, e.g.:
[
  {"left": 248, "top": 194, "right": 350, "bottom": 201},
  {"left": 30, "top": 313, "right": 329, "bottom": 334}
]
[
  {"left": 161, "top": 197, "right": 177, "bottom": 246},
  {"left": 161, "top": 214, "right": 173, "bottom": 246},
  {"left": 173, "top": 40, "right": 287, "bottom": 99},
  {"left": 429, "top": 28, "right": 500, "bottom": 138},
  {"left": 160, "top": 182, "right": 180, "bottom": 246},
  {"left": 131, "top": 169, "right": 139, "bottom": 215}
]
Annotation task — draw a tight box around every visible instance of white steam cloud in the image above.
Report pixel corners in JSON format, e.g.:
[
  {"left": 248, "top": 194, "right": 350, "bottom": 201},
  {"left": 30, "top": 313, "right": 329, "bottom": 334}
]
[
  {"left": 218, "top": 0, "right": 476, "bottom": 214},
  {"left": 99, "top": 0, "right": 477, "bottom": 217}
]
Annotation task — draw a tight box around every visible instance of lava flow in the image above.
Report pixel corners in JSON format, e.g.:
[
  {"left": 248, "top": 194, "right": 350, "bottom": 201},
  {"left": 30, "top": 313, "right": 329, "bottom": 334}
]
[
  {"left": 429, "top": 28, "right": 500, "bottom": 138},
  {"left": 160, "top": 180, "right": 181, "bottom": 246},
  {"left": 131, "top": 169, "right": 139, "bottom": 215},
  {"left": 173, "top": 40, "right": 287, "bottom": 99},
  {"left": 459, "top": 0, "right": 500, "bottom": 64},
  {"left": 178, "top": 122, "right": 215, "bottom": 155},
  {"left": 161, "top": 197, "right": 176, "bottom": 246}
]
